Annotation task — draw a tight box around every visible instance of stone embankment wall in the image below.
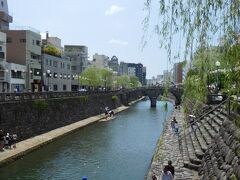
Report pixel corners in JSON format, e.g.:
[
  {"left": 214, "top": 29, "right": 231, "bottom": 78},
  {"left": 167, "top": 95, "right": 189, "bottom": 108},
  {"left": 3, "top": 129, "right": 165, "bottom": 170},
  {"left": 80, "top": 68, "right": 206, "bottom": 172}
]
[
  {"left": 0, "top": 90, "right": 143, "bottom": 141},
  {"left": 199, "top": 118, "right": 240, "bottom": 180}
]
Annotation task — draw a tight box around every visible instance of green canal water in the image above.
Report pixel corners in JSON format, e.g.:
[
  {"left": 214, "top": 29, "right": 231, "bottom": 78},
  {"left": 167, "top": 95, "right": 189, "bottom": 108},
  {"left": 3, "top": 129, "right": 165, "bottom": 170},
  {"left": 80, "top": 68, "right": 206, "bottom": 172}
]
[{"left": 0, "top": 100, "right": 173, "bottom": 180}]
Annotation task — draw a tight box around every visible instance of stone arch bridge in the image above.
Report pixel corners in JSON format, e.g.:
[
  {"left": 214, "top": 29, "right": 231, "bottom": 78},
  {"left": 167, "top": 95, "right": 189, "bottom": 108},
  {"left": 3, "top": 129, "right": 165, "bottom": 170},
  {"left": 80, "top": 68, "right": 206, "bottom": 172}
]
[{"left": 141, "top": 86, "right": 183, "bottom": 107}]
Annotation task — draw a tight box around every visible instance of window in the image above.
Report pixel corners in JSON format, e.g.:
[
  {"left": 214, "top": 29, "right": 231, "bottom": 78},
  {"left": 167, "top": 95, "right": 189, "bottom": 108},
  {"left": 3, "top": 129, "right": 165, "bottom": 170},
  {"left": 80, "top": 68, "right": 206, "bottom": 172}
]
[
  {"left": 11, "top": 70, "right": 23, "bottom": 79},
  {"left": 54, "top": 73, "right": 58, "bottom": 78},
  {"left": 7, "top": 37, "right": 12, "bottom": 43},
  {"left": 53, "top": 61, "right": 57, "bottom": 68},
  {"left": 67, "top": 64, "right": 70, "bottom": 70},
  {"left": 49, "top": 60, "right": 52, "bottom": 66},
  {"left": 34, "top": 69, "right": 41, "bottom": 76},
  {"left": 46, "top": 59, "right": 48, "bottom": 65},
  {"left": 32, "top": 40, "right": 35, "bottom": 45},
  {"left": 62, "top": 63, "right": 65, "bottom": 69},
  {"left": 31, "top": 53, "right": 40, "bottom": 60},
  {"left": 36, "top": 40, "right": 41, "bottom": 46},
  {"left": 63, "top": 85, "right": 67, "bottom": 91},
  {"left": 1, "top": 1, "right": 4, "bottom": 7},
  {"left": 71, "top": 66, "right": 76, "bottom": 70},
  {"left": 53, "top": 84, "right": 58, "bottom": 91},
  {"left": 20, "top": 39, "right": 26, "bottom": 43},
  {"left": 0, "top": 52, "right": 5, "bottom": 59}
]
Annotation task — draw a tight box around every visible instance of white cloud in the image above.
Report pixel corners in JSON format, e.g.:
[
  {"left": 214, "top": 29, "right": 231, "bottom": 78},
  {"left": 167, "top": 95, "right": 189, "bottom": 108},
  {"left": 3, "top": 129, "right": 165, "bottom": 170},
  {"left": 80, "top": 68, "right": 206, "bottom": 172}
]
[
  {"left": 109, "top": 39, "right": 128, "bottom": 45},
  {"left": 105, "top": 5, "right": 125, "bottom": 16}
]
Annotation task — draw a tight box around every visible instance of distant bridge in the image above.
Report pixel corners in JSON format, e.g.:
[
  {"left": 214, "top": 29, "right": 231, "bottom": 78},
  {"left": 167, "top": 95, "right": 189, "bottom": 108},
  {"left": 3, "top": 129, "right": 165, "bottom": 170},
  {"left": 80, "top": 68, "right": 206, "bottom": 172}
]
[{"left": 141, "top": 86, "right": 183, "bottom": 107}]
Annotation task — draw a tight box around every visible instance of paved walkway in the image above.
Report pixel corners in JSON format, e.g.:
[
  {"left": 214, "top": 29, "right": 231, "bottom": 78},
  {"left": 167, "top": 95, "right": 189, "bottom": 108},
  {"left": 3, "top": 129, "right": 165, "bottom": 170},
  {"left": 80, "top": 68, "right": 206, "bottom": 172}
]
[
  {"left": 146, "top": 108, "right": 199, "bottom": 180},
  {"left": 0, "top": 98, "right": 144, "bottom": 167}
]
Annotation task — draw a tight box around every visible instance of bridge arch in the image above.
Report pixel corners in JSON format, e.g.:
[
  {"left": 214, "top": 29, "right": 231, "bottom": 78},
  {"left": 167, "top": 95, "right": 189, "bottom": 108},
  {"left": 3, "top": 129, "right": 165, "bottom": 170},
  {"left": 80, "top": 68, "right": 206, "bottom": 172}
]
[{"left": 141, "top": 87, "right": 183, "bottom": 107}]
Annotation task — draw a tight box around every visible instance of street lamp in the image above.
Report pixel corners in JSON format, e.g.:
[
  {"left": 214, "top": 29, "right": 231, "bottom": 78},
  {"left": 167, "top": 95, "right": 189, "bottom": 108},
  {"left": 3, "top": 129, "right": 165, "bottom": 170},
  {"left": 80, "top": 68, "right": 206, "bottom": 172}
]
[
  {"left": 215, "top": 61, "right": 220, "bottom": 92},
  {"left": 47, "top": 70, "right": 50, "bottom": 91}
]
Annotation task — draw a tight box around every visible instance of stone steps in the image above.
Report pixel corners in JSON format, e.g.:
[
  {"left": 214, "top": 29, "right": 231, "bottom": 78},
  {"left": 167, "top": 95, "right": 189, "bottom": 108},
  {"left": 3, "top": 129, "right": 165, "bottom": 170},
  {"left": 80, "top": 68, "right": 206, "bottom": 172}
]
[
  {"left": 205, "top": 116, "right": 221, "bottom": 133},
  {"left": 179, "top": 106, "right": 228, "bottom": 173},
  {"left": 181, "top": 134, "right": 201, "bottom": 171},
  {"left": 188, "top": 127, "right": 204, "bottom": 159},
  {"left": 196, "top": 121, "right": 212, "bottom": 145},
  {"left": 194, "top": 126, "right": 208, "bottom": 152}
]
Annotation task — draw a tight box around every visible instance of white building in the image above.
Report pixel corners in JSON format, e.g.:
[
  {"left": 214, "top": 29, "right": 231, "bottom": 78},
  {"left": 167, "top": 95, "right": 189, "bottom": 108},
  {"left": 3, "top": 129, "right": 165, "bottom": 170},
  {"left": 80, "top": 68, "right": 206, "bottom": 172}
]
[{"left": 92, "top": 53, "right": 109, "bottom": 69}]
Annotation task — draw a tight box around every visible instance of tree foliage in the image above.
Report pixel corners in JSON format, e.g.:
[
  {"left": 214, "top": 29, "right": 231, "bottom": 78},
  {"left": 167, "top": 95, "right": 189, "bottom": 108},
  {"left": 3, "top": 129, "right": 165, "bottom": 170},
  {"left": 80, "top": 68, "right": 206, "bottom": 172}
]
[
  {"left": 80, "top": 67, "right": 101, "bottom": 88},
  {"left": 116, "top": 75, "right": 129, "bottom": 88},
  {"left": 143, "top": 0, "right": 240, "bottom": 105},
  {"left": 129, "top": 76, "right": 140, "bottom": 88},
  {"left": 43, "top": 45, "right": 61, "bottom": 57},
  {"left": 143, "top": 0, "right": 240, "bottom": 61}
]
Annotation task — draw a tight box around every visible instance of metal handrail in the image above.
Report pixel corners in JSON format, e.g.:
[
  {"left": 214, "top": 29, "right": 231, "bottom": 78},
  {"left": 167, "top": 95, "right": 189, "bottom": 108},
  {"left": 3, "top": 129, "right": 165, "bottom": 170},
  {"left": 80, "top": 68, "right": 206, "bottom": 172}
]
[{"left": 178, "top": 97, "right": 229, "bottom": 141}]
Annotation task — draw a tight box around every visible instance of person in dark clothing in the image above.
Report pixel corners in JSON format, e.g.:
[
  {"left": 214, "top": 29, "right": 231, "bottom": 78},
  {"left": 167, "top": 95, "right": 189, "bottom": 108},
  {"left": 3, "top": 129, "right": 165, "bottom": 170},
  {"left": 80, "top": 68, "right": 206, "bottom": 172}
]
[{"left": 166, "top": 160, "right": 175, "bottom": 177}]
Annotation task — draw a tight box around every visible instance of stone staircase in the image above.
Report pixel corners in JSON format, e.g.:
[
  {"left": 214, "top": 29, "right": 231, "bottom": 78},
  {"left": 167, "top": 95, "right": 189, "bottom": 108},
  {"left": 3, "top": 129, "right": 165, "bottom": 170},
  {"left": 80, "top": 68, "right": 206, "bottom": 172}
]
[{"left": 178, "top": 104, "right": 228, "bottom": 173}]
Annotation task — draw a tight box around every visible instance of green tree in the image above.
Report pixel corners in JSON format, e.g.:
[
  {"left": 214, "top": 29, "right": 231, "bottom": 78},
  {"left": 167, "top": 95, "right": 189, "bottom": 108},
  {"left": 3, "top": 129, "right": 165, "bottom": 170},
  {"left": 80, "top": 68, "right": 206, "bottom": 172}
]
[
  {"left": 80, "top": 67, "right": 101, "bottom": 89},
  {"left": 129, "top": 76, "right": 141, "bottom": 88},
  {"left": 100, "top": 68, "right": 113, "bottom": 89},
  {"left": 116, "top": 75, "right": 129, "bottom": 89}
]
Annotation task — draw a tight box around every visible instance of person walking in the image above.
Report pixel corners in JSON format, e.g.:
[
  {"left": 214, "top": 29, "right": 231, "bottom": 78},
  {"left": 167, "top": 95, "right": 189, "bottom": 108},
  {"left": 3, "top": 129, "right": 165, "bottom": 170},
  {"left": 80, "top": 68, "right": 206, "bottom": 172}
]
[
  {"left": 166, "top": 160, "right": 175, "bottom": 177},
  {"left": 160, "top": 166, "right": 173, "bottom": 180},
  {"left": 171, "top": 117, "right": 176, "bottom": 132}
]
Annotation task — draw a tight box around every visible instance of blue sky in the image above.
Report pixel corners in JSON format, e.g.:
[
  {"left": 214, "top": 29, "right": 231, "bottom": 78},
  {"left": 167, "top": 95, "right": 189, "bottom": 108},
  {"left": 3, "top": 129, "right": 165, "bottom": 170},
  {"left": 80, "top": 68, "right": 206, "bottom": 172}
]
[{"left": 8, "top": 0, "right": 172, "bottom": 78}]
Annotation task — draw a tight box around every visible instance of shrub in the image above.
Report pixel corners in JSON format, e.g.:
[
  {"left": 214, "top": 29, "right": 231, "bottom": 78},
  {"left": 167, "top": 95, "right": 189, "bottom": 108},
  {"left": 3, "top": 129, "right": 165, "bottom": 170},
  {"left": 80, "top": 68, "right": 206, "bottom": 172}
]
[
  {"left": 112, "top": 96, "right": 118, "bottom": 102},
  {"left": 78, "top": 96, "right": 88, "bottom": 103},
  {"left": 33, "top": 99, "right": 48, "bottom": 110}
]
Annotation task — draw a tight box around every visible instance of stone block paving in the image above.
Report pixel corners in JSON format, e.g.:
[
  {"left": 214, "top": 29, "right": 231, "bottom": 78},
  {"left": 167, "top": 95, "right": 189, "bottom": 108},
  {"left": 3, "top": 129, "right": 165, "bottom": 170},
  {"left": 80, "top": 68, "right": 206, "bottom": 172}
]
[{"left": 146, "top": 108, "right": 199, "bottom": 180}]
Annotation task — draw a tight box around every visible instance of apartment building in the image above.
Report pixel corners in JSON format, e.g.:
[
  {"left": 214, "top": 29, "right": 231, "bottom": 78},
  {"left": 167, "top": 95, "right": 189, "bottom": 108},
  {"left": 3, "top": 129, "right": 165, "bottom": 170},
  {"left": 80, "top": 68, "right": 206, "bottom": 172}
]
[
  {"left": 92, "top": 53, "right": 109, "bottom": 69},
  {"left": 2, "top": 29, "right": 42, "bottom": 92},
  {"left": 64, "top": 45, "right": 88, "bottom": 91}
]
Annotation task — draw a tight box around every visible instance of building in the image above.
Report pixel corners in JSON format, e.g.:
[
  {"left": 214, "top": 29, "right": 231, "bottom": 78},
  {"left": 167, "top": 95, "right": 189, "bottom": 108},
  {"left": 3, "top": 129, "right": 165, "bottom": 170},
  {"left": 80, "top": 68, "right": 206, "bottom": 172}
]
[
  {"left": 173, "top": 62, "right": 183, "bottom": 85},
  {"left": 2, "top": 29, "right": 42, "bottom": 92},
  {"left": 0, "top": 31, "right": 7, "bottom": 91},
  {"left": 64, "top": 45, "right": 88, "bottom": 91},
  {"left": 143, "top": 66, "right": 147, "bottom": 86},
  {"left": 92, "top": 53, "right": 109, "bottom": 69},
  {"left": 127, "top": 63, "right": 144, "bottom": 85},
  {"left": 42, "top": 54, "right": 71, "bottom": 91},
  {"left": 156, "top": 74, "right": 164, "bottom": 85},
  {"left": 42, "top": 32, "right": 63, "bottom": 55},
  {"left": 4, "top": 62, "right": 26, "bottom": 92},
  {"left": 163, "top": 70, "right": 171, "bottom": 85},
  {"left": 119, "top": 62, "right": 128, "bottom": 75},
  {"left": 119, "top": 62, "right": 144, "bottom": 85},
  {"left": 108, "top": 56, "right": 119, "bottom": 73},
  {"left": 0, "top": 0, "right": 12, "bottom": 30},
  {"left": 42, "top": 34, "right": 71, "bottom": 91}
]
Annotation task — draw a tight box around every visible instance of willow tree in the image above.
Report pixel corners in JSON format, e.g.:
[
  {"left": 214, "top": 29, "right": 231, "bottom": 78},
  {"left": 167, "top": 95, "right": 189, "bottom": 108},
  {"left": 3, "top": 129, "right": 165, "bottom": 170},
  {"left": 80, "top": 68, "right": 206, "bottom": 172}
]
[
  {"left": 80, "top": 67, "right": 101, "bottom": 89},
  {"left": 143, "top": 0, "right": 240, "bottom": 103},
  {"left": 100, "top": 68, "right": 113, "bottom": 89}
]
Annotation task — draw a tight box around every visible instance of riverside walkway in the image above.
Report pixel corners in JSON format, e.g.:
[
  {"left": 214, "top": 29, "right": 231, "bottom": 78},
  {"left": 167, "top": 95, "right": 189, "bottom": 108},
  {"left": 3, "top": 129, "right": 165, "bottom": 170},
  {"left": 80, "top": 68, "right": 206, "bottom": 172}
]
[
  {"left": 0, "top": 97, "right": 145, "bottom": 167},
  {"left": 0, "top": 106, "right": 132, "bottom": 167},
  {"left": 146, "top": 108, "right": 199, "bottom": 180}
]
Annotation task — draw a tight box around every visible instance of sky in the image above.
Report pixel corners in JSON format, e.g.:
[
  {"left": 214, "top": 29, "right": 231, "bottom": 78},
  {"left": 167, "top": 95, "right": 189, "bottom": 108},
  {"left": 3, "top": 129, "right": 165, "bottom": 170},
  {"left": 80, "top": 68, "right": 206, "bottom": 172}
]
[{"left": 8, "top": 0, "right": 172, "bottom": 78}]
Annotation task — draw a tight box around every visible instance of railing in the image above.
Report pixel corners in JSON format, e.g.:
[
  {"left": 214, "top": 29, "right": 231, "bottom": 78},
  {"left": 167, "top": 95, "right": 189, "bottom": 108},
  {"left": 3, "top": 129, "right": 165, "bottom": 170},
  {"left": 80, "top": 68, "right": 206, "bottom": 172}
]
[
  {"left": 0, "top": 90, "right": 122, "bottom": 102},
  {"left": 178, "top": 97, "right": 229, "bottom": 142}
]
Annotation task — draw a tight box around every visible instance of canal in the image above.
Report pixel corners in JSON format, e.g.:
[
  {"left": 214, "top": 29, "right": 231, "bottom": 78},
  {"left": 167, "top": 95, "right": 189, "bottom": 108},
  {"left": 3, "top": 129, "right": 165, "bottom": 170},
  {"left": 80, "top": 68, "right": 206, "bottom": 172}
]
[{"left": 0, "top": 100, "right": 173, "bottom": 180}]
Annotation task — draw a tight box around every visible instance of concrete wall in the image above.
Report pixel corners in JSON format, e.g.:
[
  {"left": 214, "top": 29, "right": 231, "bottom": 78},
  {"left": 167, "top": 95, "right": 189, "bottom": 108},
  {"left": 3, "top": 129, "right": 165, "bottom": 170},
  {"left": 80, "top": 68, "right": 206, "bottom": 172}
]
[{"left": 0, "top": 90, "right": 143, "bottom": 141}]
